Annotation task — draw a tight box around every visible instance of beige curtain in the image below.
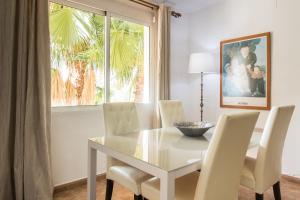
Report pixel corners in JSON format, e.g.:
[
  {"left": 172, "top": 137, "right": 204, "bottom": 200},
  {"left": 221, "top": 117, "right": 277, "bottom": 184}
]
[
  {"left": 157, "top": 4, "right": 171, "bottom": 100},
  {"left": 153, "top": 4, "right": 171, "bottom": 128},
  {"left": 0, "top": 0, "right": 53, "bottom": 199}
]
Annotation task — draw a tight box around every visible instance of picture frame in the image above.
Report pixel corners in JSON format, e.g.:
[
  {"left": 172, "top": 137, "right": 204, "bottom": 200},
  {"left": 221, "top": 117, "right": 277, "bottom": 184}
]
[{"left": 220, "top": 32, "right": 271, "bottom": 110}]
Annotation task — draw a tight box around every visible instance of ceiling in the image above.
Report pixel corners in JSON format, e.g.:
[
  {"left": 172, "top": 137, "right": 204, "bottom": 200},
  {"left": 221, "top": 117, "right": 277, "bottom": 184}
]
[{"left": 153, "top": 0, "right": 225, "bottom": 13}]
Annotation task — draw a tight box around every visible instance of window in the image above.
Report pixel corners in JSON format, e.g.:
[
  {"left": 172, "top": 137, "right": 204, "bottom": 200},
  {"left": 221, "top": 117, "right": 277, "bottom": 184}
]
[
  {"left": 49, "top": 3, "right": 105, "bottom": 106},
  {"left": 110, "top": 17, "right": 150, "bottom": 103},
  {"left": 49, "top": 2, "right": 150, "bottom": 107}
]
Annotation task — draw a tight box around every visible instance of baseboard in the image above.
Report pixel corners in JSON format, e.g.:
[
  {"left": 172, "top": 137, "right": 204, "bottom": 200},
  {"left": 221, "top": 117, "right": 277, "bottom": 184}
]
[
  {"left": 282, "top": 174, "right": 300, "bottom": 184},
  {"left": 54, "top": 173, "right": 106, "bottom": 194},
  {"left": 53, "top": 170, "right": 299, "bottom": 194}
]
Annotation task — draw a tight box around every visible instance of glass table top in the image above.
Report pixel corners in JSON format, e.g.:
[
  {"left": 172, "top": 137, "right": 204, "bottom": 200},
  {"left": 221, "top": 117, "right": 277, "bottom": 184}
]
[{"left": 89, "top": 127, "right": 261, "bottom": 172}]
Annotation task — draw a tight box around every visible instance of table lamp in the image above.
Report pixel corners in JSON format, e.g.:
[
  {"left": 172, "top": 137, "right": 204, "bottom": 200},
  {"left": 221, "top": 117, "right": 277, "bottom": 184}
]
[{"left": 188, "top": 53, "right": 216, "bottom": 122}]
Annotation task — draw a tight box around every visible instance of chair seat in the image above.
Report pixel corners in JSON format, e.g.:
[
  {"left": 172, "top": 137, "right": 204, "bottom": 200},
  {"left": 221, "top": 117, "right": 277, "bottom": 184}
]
[
  {"left": 141, "top": 171, "right": 199, "bottom": 200},
  {"left": 107, "top": 165, "right": 152, "bottom": 195},
  {"left": 240, "top": 157, "right": 256, "bottom": 189}
]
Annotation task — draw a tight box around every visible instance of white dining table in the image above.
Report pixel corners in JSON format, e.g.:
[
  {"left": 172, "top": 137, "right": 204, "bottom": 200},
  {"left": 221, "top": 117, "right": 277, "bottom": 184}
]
[{"left": 87, "top": 127, "right": 261, "bottom": 200}]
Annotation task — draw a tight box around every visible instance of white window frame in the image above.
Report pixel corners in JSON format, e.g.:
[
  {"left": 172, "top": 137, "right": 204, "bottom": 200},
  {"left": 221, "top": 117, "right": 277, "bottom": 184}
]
[{"left": 50, "top": 0, "right": 156, "bottom": 110}]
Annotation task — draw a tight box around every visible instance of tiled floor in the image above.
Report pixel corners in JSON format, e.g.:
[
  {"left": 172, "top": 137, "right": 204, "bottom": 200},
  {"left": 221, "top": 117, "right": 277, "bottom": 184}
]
[{"left": 54, "top": 177, "right": 300, "bottom": 200}]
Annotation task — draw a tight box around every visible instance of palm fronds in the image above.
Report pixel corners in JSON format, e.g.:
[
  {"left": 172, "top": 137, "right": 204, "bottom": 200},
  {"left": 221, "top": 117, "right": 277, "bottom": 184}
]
[{"left": 49, "top": 2, "right": 145, "bottom": 105}]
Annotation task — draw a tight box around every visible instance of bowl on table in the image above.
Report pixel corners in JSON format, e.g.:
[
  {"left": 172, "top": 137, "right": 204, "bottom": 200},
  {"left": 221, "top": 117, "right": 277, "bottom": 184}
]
[{"left": 174, "top": 121, "right": 214, "bottom": 137}]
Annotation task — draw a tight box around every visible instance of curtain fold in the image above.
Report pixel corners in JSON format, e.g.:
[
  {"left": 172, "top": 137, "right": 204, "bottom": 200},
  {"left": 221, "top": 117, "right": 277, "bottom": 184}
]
[
  {"left": 153, "top": 4, "right": 171, "bottom": 128},
  {"left": 157, "top": 4, "right": 171, "bottom": 101},
  {"left": 0, "top": 0, "right": 53, "bottom": 199}
]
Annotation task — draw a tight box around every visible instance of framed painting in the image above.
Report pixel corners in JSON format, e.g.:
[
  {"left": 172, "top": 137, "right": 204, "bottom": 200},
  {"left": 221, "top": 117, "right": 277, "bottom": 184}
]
[{"left": 220, "top": 32, "right": 271, "bottom": 110}]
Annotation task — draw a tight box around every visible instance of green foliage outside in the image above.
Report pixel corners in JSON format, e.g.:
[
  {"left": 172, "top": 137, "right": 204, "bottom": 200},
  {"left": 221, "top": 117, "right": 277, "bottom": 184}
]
[{"left": 49, "top": 3, "right": 145, "bottom": 105}]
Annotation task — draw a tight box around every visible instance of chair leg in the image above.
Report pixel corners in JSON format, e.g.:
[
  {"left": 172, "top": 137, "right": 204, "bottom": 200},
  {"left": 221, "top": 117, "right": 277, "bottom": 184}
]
[
  {"left": 105, "top": 179, "right": 114, "bottom": 200},
  {"left": 273, "top": 181, "right": 281, "bottom": 200},
  {"left": 134, "top": 194, "right": 143, "bottom": 200},
  {"left": 256, "top": 193, "right": 264, "bottom": 200}
]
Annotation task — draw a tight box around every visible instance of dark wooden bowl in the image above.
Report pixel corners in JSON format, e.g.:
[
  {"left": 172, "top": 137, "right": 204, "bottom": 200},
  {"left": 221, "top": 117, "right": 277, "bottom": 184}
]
[{"left": 174, "top": 122, "right": 214, "bottom": 137}]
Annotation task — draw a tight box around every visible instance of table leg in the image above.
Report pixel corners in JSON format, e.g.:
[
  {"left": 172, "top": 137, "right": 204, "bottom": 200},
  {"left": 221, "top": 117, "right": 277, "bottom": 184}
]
[
  {"left": 160, "top": 173, "right": 175, "bottom": 200},
  {"left": 88, "top": 144, "right": 97, "bottom": 200}
]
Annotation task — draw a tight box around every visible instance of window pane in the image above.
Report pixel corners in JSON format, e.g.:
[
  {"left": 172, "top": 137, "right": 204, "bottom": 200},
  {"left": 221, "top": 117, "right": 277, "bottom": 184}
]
[
  {"left": 49, "top": 2, "right": 105, "bottom": 106},
  {"left": 110, "top": 17, "right": 150, "bottom": 103}
]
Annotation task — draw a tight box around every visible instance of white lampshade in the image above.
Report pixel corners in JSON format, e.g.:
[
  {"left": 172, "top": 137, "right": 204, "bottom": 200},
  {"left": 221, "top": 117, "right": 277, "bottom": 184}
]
[{"left": 188, "top": 53, "right": 216, "bottom": 74}]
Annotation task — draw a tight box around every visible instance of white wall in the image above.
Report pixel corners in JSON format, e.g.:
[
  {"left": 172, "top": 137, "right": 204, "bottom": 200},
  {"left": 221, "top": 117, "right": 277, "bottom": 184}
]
[
  {"left": 170, "top": 15, "right": 198, "bottom": 121},
  {"left": 175, "top": 0, "right": 300, "bottom": 177},
  {"left": 51, "top": 104, "right": 153, "bottom": 186},
  {"left": 51, "top": 106, "right": 104, "bottom": 186}
]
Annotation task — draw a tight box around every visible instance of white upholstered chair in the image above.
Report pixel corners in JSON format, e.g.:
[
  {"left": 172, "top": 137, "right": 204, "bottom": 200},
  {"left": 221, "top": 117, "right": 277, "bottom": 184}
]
[
  {"left": 103, "top": 102, "right": 152, "bottom": 200},
  {"left": 159, "top": 100, "right": 185, "bottom": 128},
  {"left": 141, "top": 111, "right": 260, "bottom": 200},
  {"left": 240, "top": 105, "right": 295, "bottom": 200}
]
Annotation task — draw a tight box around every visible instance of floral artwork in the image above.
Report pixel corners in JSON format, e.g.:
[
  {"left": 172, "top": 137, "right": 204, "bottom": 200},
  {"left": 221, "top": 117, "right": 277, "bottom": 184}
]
[{"left": 220, "top": 32, "right": 271, "bottom": 110}]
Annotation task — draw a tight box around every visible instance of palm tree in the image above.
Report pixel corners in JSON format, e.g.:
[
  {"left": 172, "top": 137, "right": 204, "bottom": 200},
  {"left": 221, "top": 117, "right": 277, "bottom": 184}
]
[
  {"left": 50, "top": 3, "right": 92, "bottom": 104},
  {"left": 49, "top": 2, "right": 145, "bottom": 105},
  {"left": 110, "top": 18, "right": 144, "bottom": 83}
]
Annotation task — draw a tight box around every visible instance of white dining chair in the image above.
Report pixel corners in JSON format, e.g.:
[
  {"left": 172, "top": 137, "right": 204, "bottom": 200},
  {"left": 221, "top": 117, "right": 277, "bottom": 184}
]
[
  {"left": 103, "top": 102, "right": 152, "bottom": 200},
  {"left": 141, "top": 111, "right": 259, "bottom": 200},
  {"left": 240, "top": 105, "right": 295, "bottom": 200},
  {"left": 159, "top": 100, "right": 185, "bottom": 128}
]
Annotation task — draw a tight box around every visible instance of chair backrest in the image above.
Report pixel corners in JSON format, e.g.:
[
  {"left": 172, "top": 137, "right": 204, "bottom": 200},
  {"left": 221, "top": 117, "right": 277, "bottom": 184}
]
[
  {"left": 254, "top": 105, "right": 295, "bottom": 193},
  {"left": 194, "top": 112, "right": 259, "bottom": 200},
  {"left": 159, "top": 100, "right": 185, "bottom": 128},
  {"left": 103, "top": 102, "right": 140, "bottom": 168},
  {"left": 103, "top": 102, "right": 140, "bottom": 136}
]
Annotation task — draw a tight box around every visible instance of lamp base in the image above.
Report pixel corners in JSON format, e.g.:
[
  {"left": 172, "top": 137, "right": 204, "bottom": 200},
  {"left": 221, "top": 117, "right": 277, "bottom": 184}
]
[{"left": 200, "top": 72, "right": 204, "bottom": 122}]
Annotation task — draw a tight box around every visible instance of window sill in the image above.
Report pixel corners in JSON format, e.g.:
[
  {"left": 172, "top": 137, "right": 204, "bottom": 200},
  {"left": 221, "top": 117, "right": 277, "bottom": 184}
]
[
  {"left": 51, "top": 105, "right": 102, "bottom": 113},
  {"left": 51, "top": 102, "right": 152, "bottom": 113}
]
